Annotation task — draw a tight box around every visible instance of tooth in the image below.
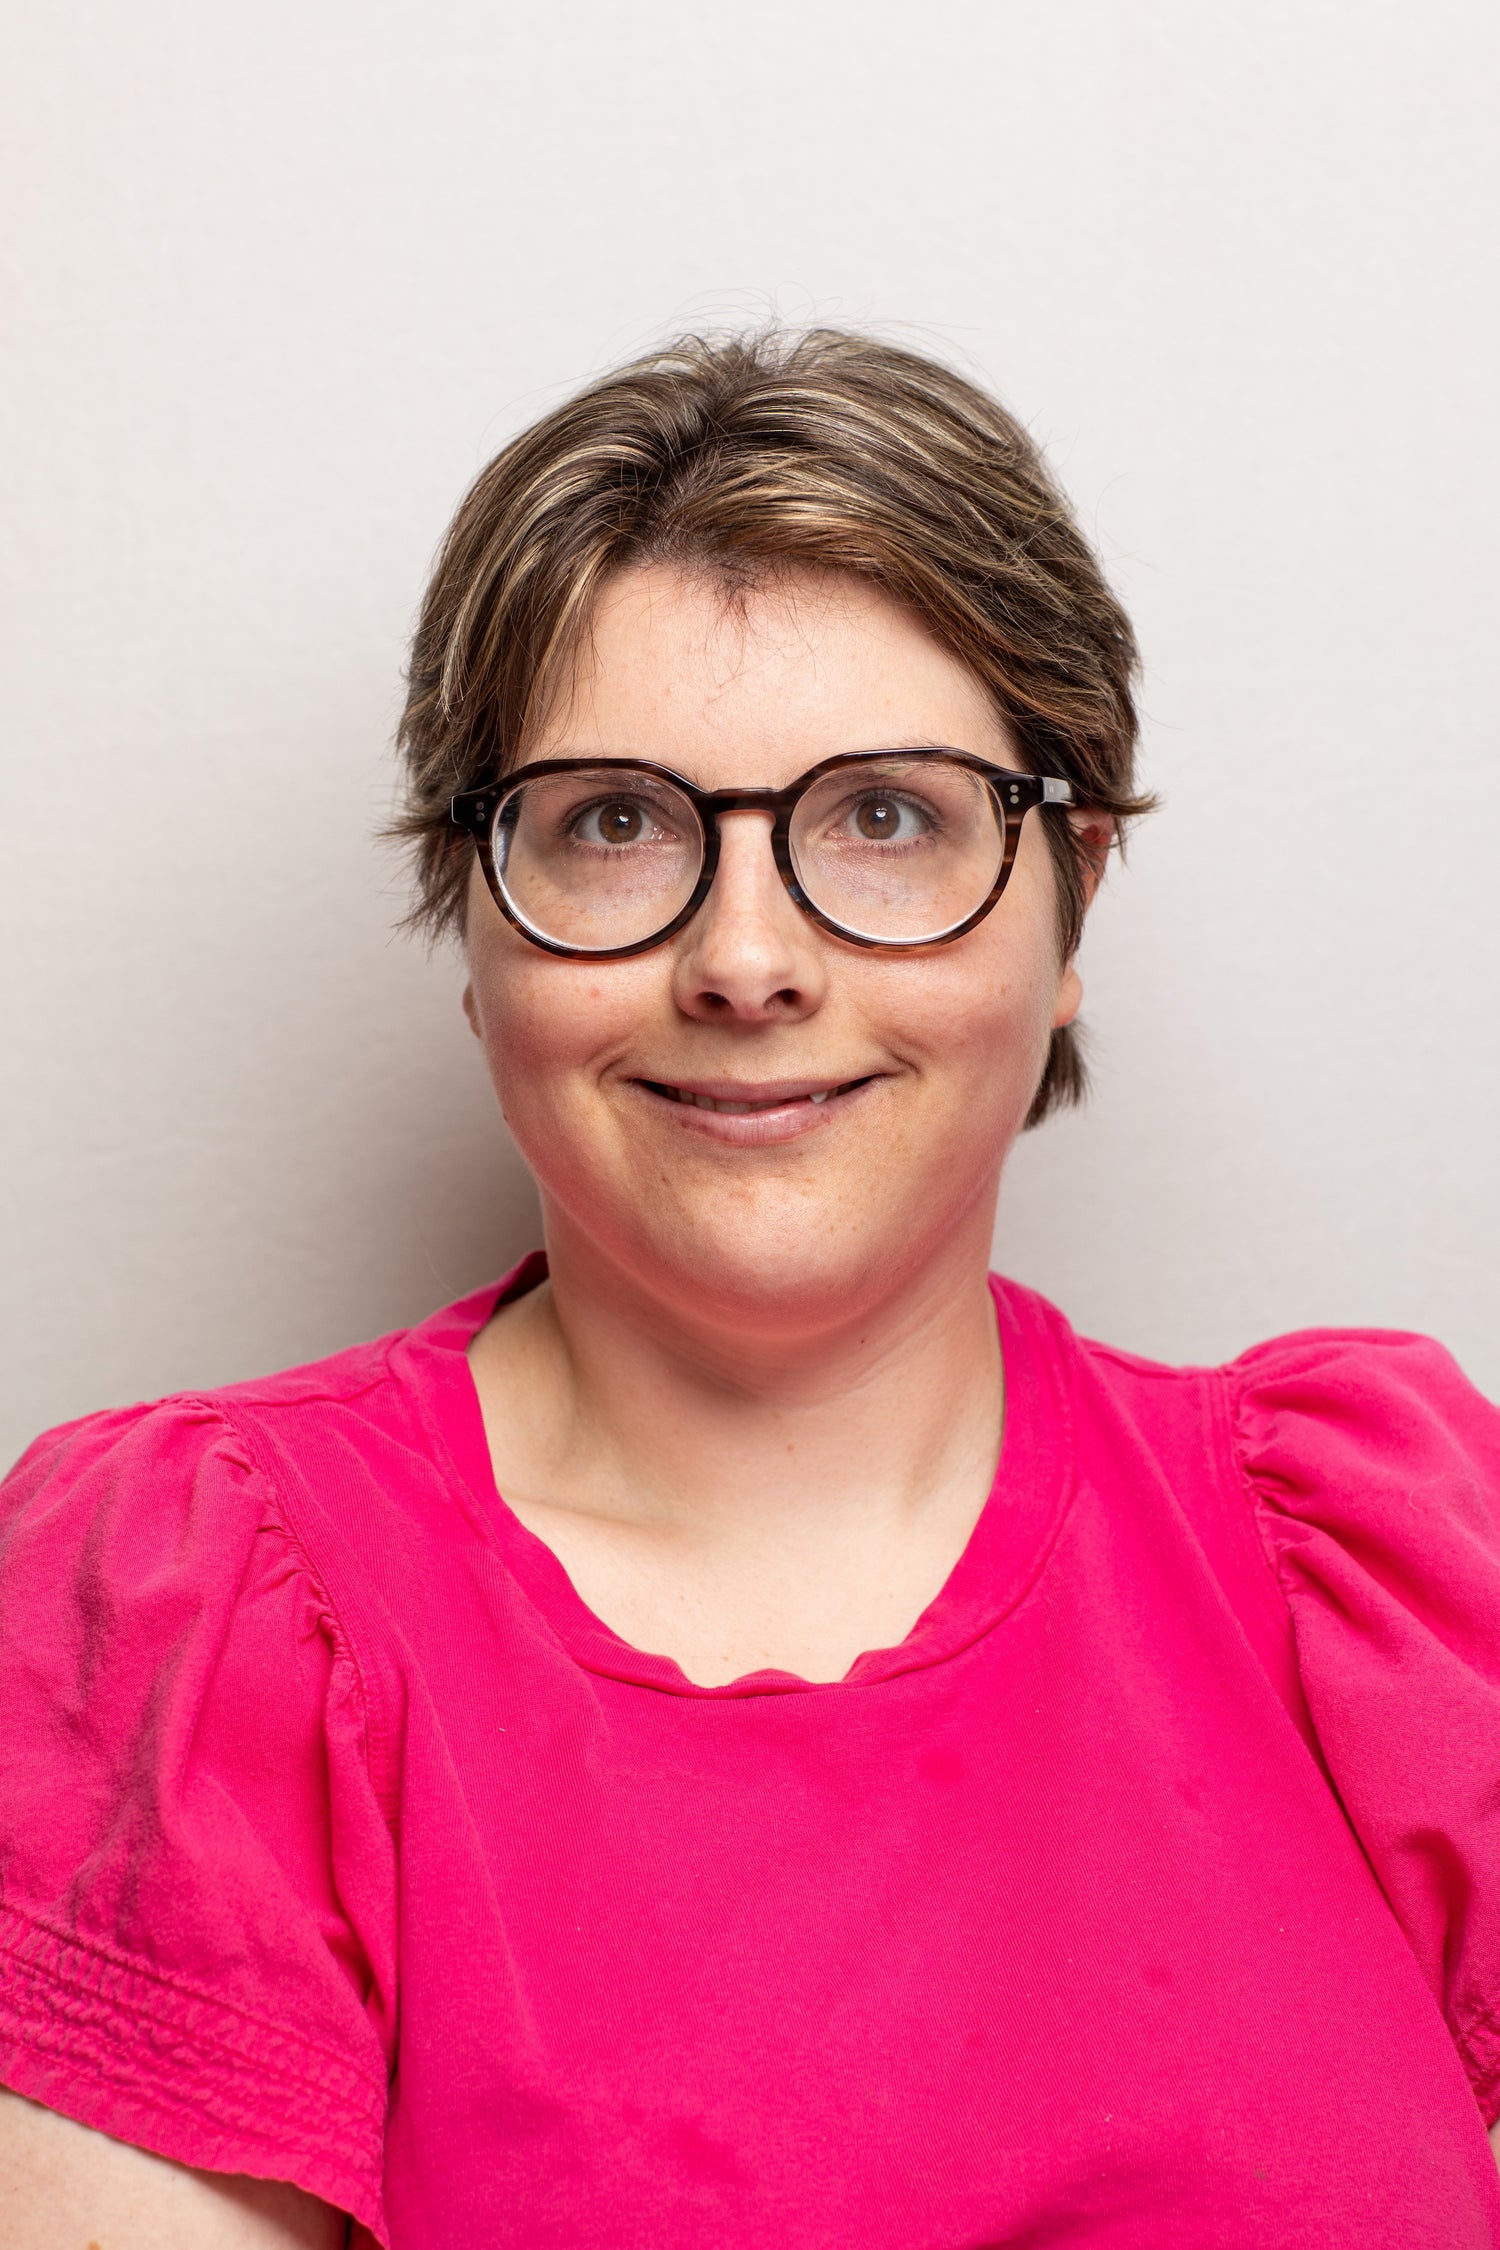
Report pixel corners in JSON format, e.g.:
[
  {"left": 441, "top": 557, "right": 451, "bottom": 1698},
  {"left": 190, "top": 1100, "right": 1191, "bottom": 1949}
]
[{"left": 810, "top": 1091, "right": 828, "bottom": 1104}]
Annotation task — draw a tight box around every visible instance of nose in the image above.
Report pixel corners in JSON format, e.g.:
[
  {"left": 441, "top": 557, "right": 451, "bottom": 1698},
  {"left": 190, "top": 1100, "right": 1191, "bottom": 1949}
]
[{"left": 670, "top": 811, "right": 829, "bottom": 1024}]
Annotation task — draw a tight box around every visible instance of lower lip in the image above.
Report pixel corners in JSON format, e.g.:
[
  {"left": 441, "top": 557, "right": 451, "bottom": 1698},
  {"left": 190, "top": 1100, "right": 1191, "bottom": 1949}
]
[{"left": 635, "top": 1078, "right": 877, "bottom": 1146}]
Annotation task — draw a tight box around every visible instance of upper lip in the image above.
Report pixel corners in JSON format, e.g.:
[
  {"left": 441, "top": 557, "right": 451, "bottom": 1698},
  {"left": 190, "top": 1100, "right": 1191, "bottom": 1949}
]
[{"left": 635, "top": 1074, "right": 875, "bottom": 1102}]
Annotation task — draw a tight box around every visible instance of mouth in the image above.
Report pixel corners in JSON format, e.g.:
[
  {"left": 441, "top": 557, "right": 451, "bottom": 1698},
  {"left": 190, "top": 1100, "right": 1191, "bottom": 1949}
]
[
  {"left": 642, "top": 1076, "right": 874, "bottom": 1113},
  {"left": 630, "top": 1073, "right": 881, "bottom": 1143}
]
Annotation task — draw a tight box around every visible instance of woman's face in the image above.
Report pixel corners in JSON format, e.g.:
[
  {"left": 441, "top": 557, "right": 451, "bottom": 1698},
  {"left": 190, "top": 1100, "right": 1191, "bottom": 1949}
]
[{"left": 463, "top": 562, "right": 1092, "bottom": 1337}]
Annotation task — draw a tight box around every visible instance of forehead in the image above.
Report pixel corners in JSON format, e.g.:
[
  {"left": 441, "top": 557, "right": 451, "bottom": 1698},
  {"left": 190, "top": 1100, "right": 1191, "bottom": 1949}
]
[{"left": 529, "top": 561, "right": 1010, "bottom": 788}]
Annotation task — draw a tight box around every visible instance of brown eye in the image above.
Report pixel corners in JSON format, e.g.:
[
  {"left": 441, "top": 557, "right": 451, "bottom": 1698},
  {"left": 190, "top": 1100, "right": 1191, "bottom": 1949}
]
[
  {"left": 593, "top": 802, "right": 645, "bottom": 844},
  {"left": 856, "top": 798, "right": 901, "bottom": 840}
]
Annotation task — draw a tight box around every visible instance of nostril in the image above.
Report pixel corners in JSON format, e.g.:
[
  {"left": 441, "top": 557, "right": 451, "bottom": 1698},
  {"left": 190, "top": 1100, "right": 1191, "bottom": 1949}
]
[{"left": 689, "top": 986, "right": 805, "bottom": 1020}]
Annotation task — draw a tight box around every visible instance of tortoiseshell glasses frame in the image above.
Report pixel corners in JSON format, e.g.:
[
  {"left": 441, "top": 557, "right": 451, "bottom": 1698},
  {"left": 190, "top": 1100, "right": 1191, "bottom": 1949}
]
[{"left": 449, "top": 747, "right": 1075, "bottom": 960}]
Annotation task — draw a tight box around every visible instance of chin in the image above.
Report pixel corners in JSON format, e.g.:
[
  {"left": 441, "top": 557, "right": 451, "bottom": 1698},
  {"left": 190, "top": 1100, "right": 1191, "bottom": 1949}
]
[
  {"left": 534, "top": 1111, "right": 1011, "bottom": 1339},
  {"left": 592, "top": 1191, "right": 940, "bottom": 1343},
  {"left": 670, "top": 1249, "right": 894, "bottom": 1341}
]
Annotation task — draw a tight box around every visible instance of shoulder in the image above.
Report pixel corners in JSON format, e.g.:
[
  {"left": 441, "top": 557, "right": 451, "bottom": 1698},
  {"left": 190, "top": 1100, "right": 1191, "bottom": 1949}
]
[
  {"left": 1046, "top": 1302, "right": 1500, "bottom": 1681},
  {"left": 4, "top": 1278, "right": 503, "bottom": 1529},
  {"left": 2, "top": 1283, "right": 511, "bottom": 1700},
  {"left": 0, "top": 1335, "right": 411, "bottom": 1675},
  {"left": 0, "top": 1388, "right": 331, "bottom": 1745},
  {"left": 1, "top": 1332, "right": 392, "bottom": 1562},
  {"left": 1214, "top": 1327, "right": 1500, "bottom": 1551},
  {"left": 2, "top": 1391, "right": 274, "bottom": 1570},
  {"left": 993, "top": 1278, "right": 1500, "bottom": 1593},
  {"left": 7, "top": 1323, "right": 396, "bottom": 1471},
  {"left": 998, "top": 1277, "right": 1497, "bottom": 1497}
]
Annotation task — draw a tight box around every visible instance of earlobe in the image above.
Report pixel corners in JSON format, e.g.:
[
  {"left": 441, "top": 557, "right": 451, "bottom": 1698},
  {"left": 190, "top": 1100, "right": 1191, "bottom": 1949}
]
[
  {"left": 1053, "top": 960, "right": 1084, "bottom": 1030},
  {"left": 461, "top": 981, "right": 481, "bottom": 1039}
]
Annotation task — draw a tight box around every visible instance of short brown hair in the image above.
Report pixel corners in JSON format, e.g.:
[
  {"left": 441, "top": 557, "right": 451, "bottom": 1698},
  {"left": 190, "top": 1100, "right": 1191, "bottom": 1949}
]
[{"left": 394, "top": 328, "right": 1151, "bottom": 1124}]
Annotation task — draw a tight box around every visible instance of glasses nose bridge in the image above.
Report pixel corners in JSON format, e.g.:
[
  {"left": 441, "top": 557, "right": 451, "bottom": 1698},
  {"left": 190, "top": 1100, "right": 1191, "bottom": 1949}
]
[
  {"left": 698, "top": 783, "right": 795, "bottom": 827},
  {"left": 695, "top": 785, "right": 796, "bottom": 885},
  {"left": 695, "top": 784, "right": 796, "bottom": 909}
]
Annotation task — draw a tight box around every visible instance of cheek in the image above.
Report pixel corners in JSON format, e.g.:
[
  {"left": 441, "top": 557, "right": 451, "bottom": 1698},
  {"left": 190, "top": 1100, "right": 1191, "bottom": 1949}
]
[
  {"left": 476, "top": 963, "right": 603, "bottom": 1114},
  {"left": 916, "top": 959, "right": 1058, "bottom": 1123},
  {"left": 899, "top": 865, "right": 1066, "bottom": 1086},
  {"left": 465, "top": 873, "right": 596, "bottom": 1081},
  {"left": 464, "top": 915, "right": 654, "bottom": 1152}
]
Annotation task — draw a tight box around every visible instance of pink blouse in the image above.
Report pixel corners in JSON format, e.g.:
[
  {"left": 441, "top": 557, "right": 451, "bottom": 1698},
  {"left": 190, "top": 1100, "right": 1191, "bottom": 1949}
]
[{"left": 1, "top": 1258, "right": 1498, "bottom": 2246}]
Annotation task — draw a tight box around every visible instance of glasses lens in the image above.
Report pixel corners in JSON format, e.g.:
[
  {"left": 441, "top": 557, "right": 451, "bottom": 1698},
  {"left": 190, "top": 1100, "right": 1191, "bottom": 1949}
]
[
  {"left": 789, "top": 756, "right": 1006, "bottom": 942},
  {"left": 494, "top": 767, "right": 704, "bottom": 952}
]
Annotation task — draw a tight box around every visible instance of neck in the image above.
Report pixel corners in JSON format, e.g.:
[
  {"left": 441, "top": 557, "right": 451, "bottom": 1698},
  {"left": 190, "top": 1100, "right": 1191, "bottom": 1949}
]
[{"left": 471, "top": 1196, "right": 1005, "bottom": 1543}]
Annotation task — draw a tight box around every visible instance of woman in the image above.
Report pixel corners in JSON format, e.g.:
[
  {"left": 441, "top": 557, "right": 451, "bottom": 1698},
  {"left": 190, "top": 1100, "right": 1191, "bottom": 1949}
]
[{"left": 1, "top": 330, "right": 1497, "bottom": 2248}]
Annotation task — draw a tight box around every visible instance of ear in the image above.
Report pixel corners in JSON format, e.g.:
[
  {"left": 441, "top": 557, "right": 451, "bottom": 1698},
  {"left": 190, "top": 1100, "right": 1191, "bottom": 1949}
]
[
  {"left": 1051, "top": 813, "right": 1111, "bottom": 1031},
  {"left": 1052, "top": 956, "right": 1084, "bottom": 1030},
  {"left": 1070, "top": 811, "right": 1115, "bottom": 906},
  {"left": 461, "top": 980, "right": 481, "bottom": 1039}
]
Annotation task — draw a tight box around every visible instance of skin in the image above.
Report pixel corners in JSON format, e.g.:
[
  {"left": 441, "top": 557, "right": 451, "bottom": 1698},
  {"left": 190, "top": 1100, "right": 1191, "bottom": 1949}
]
[
  {"left": 8, "top": 559, "right": 1496, "bottom": 2231},
  {"left": 462, "top": 560, "right": 1105, "bottom": 1686},
  {"left": 0, "top": 2086, "right": 344, "bottom": 2246}
]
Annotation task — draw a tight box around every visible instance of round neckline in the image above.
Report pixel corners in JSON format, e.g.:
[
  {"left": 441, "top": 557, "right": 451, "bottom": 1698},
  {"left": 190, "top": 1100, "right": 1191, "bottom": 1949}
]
[{"left": 400, "top": 1254, "right": 1077, "bottom": 1698}]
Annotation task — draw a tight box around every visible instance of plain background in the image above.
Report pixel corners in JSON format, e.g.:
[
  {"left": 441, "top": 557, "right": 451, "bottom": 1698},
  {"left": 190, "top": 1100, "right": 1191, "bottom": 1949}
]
[{"left": 3, "top": 0, "right": 1497, "bottom": 1468}]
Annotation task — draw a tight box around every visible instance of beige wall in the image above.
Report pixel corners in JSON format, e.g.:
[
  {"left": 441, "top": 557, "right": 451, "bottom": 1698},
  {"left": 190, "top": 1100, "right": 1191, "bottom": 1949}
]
[{"left": 4, "top": 0, "right": 1497, "bottom": 1465}]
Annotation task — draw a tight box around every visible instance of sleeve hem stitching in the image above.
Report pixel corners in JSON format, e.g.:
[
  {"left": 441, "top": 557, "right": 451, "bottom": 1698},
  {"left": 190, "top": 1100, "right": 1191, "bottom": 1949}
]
[{"left": 0, "top": 1901, "right": 385, "bottom": 2125}]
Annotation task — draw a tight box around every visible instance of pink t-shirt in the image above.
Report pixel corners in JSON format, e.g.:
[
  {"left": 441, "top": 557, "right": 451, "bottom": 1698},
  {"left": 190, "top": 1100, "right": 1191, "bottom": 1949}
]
[{"left": 2, "top": 1259, "right": 1499, "bottom": 2246}]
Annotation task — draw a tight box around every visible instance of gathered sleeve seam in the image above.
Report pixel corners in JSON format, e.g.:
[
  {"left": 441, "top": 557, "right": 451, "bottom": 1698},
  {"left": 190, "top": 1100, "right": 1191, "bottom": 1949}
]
[
  {"left": 196, "top": 1396, "right": 394, "bottom": 1828},
  {"left": 1218, "top": 1359, "right": 1305, "bottom": 1588},
  {"left": 1213, "top": 1363, "right": 1298, "bottom": 1596}
]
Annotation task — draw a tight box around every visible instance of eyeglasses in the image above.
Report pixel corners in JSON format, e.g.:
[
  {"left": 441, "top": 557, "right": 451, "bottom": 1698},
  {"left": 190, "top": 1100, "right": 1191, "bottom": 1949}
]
[{"left": 450, "top": 749, "right": 1074, "bottom": 959}]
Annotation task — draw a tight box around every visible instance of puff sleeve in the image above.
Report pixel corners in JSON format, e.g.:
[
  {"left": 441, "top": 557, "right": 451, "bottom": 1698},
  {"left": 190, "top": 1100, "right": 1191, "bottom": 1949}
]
[
  {"left": 0, "top": 1400, "right": 395, "bottom": 2239},
  {"left": 1233, "top": 1331, "right": 1500, "bottom": 2123}
]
